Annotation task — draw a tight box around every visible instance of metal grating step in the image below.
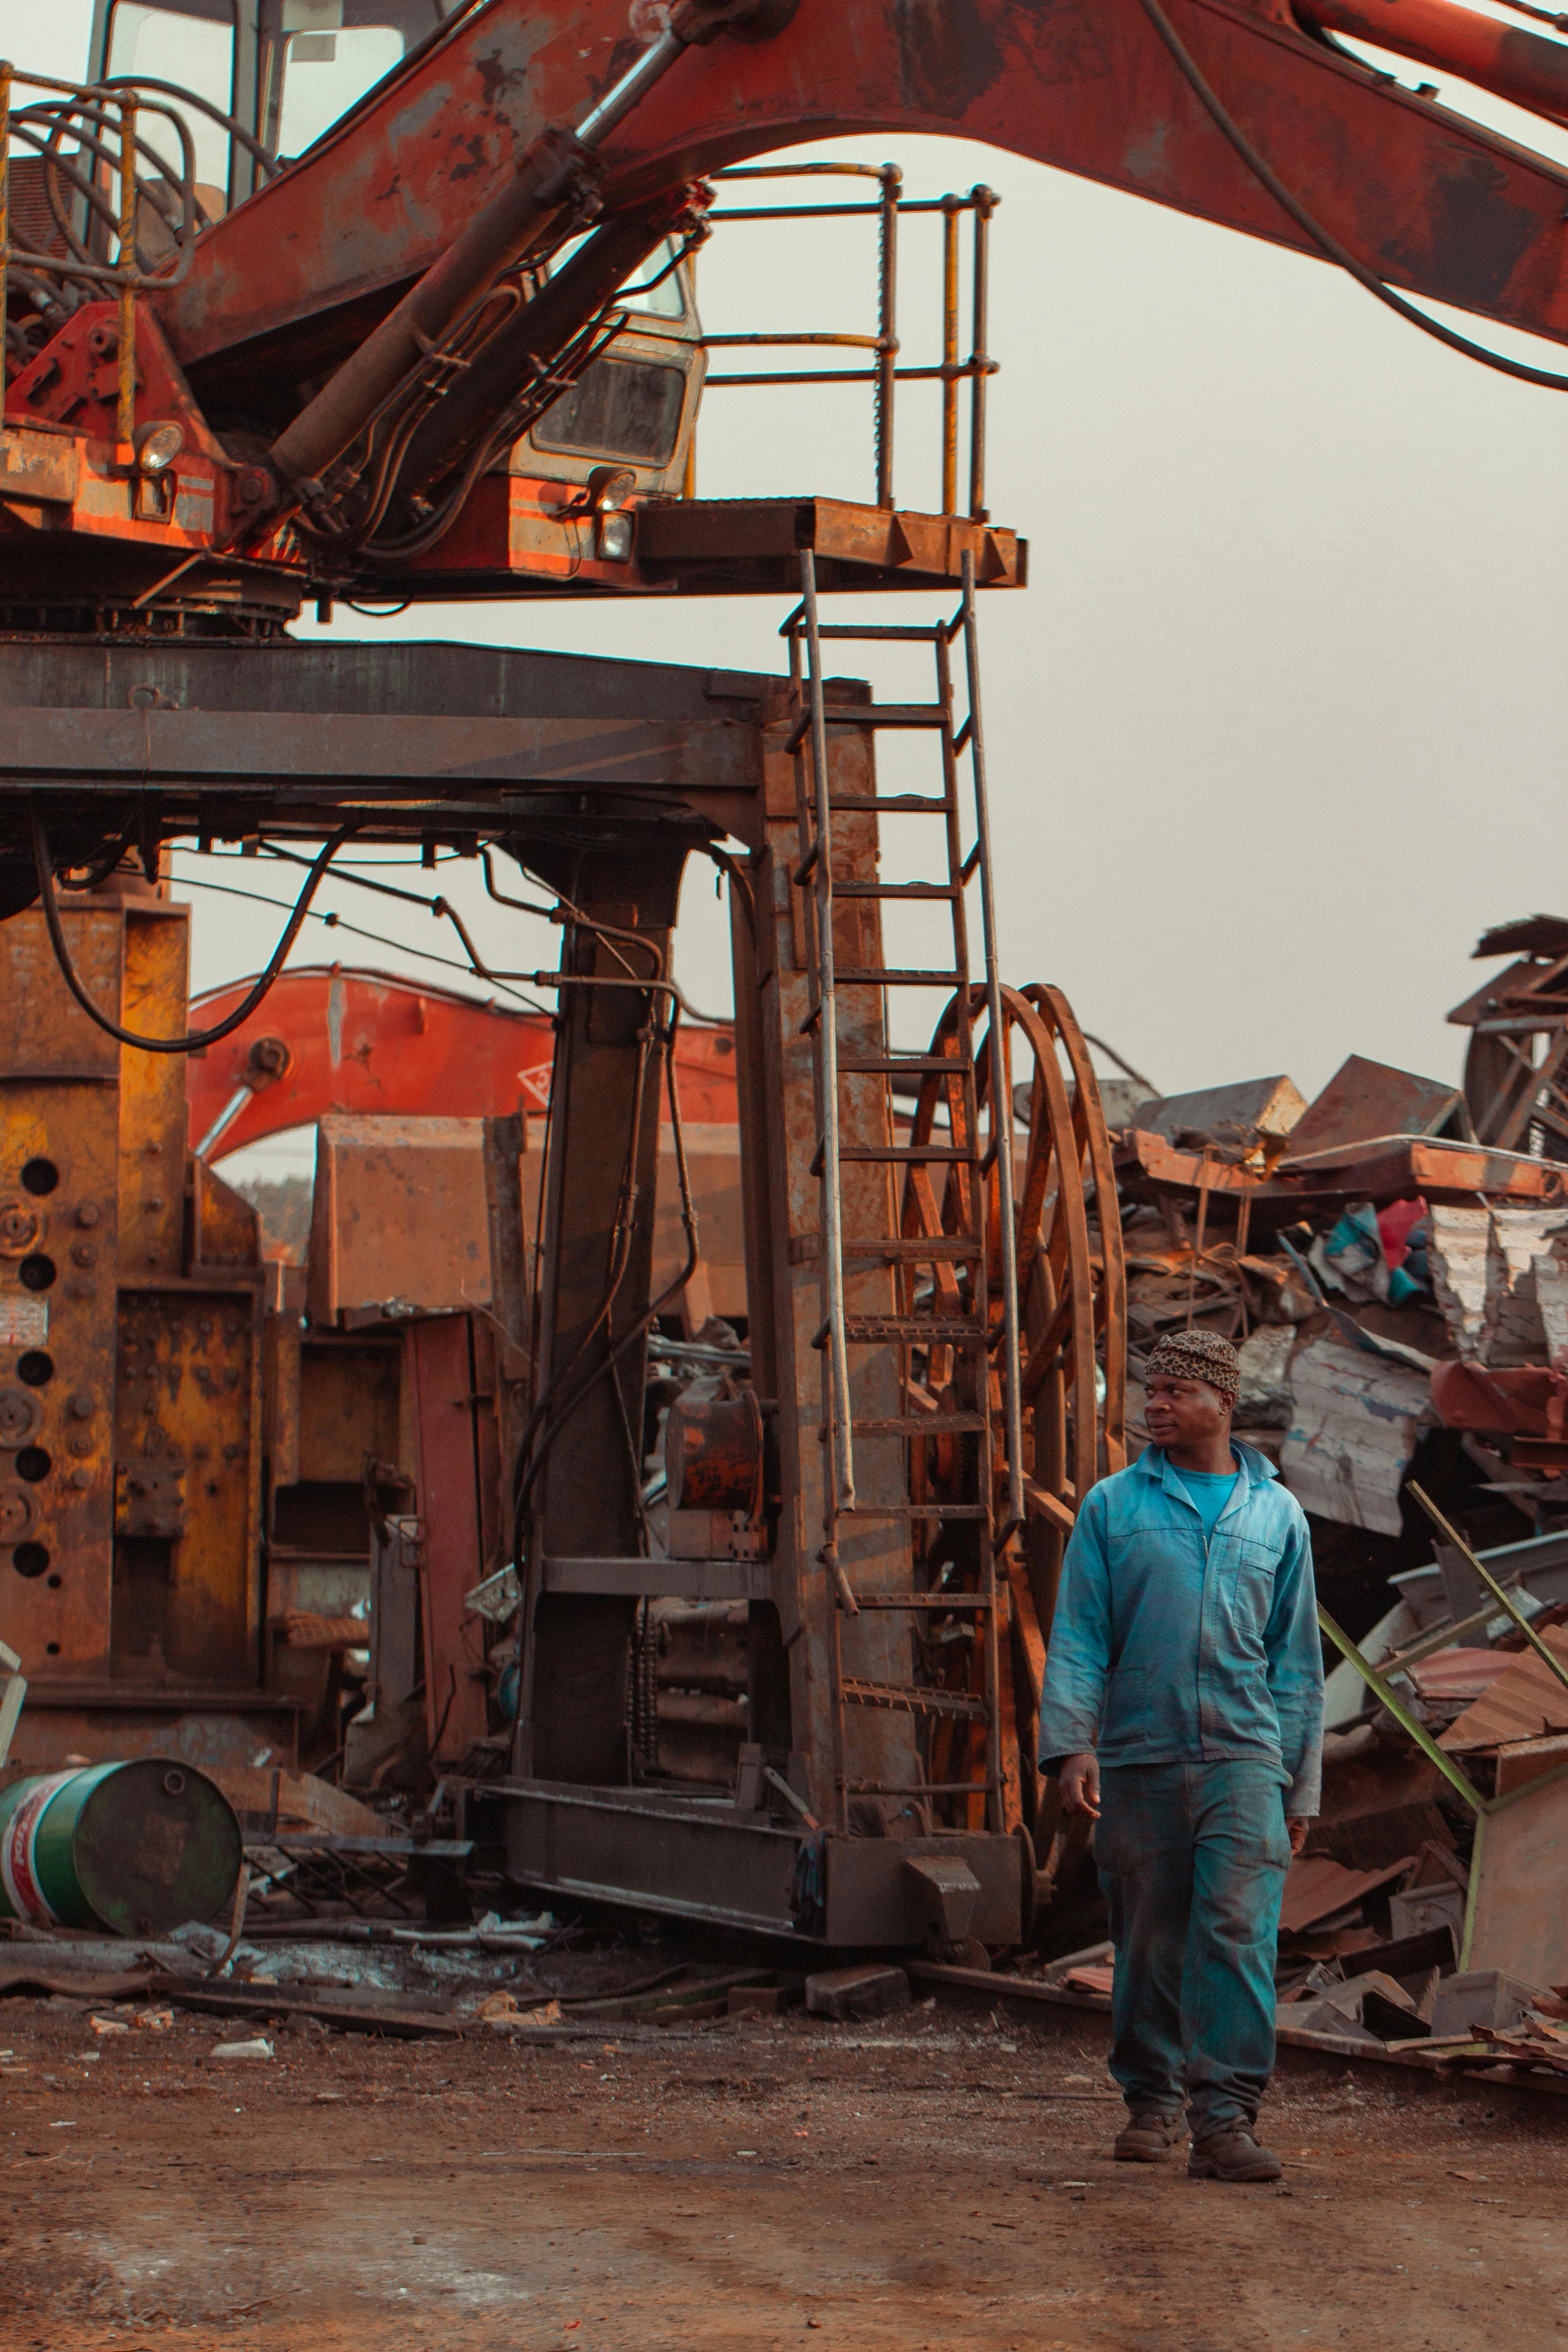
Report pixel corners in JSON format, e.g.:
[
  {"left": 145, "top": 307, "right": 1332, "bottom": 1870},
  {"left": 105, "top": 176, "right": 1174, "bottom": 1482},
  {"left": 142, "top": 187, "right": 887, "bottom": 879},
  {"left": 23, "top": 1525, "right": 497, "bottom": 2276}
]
[
  {"left": 835, "top": 966, "right": 965, "bottom": 987},
  {"left": 840, "top": 1238, "right": 983, "bottom": 1263},
  {"left": 836, "top": 1145, "right": 978, "bottom": 1164},
  {"left": 787, "top": 701, "right": 950, "bottom": 753},
  {"left": 809, "top": 623, "right": 948, "bottom": 643},
  {"left": 843, "top": 1413, "right": 987, "bottom": 1434},
  {"left": 849, "top": 1592, "right": 995, "bottom": 1610},
  {"left": 839, "top": 1054, "right": 974, "bottom": 1076},
  {"left": 839, "top": 1501, "right": 991, "bottom": 1521},
  {"left": 802, "top": 981, "right": 970, "bottom": 1034},
  {"left": 813, "top": 1315, "right": 985, "bottom": 1348},
  {"left": 794, "top": 1237, "right": 980, "bottom": 1265},
  {"left": 827, "top": 794, "right": 952, "bottom": 813},
  {"left": 841, "top": 1677, "right": 989, "bottom": 1721}
]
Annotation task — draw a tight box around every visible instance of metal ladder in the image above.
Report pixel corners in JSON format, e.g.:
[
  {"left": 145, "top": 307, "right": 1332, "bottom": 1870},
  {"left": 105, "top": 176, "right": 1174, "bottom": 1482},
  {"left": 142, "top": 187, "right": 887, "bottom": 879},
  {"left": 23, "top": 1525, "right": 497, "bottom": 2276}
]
[{"left": 785, "top": 547, "right": 1024, "bottom": 1830}]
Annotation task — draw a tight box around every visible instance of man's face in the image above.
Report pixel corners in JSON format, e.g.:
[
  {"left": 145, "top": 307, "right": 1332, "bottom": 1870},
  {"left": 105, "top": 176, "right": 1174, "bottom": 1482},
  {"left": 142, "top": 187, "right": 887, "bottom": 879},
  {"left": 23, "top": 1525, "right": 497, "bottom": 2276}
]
[{"left": 1144, "top": 1371, "right": 1232, "bottom": 1450}]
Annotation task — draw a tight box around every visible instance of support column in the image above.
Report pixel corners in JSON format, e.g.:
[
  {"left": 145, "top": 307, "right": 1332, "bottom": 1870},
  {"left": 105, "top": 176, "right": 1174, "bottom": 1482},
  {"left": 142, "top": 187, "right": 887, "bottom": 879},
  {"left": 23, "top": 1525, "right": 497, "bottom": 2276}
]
[{"left": 514, "top": 831, "right": 696, "bottom": 1784}]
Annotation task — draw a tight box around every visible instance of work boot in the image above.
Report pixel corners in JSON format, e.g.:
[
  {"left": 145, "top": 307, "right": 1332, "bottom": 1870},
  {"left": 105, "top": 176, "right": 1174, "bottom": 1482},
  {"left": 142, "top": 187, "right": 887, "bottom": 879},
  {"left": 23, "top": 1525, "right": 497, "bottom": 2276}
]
[
  {"left": 1113, "top": 2109, "right": 1187, "bottom": 2163},
  {"left": 1186, "top": 2125, "right": 1283, "bottom": 2183}
]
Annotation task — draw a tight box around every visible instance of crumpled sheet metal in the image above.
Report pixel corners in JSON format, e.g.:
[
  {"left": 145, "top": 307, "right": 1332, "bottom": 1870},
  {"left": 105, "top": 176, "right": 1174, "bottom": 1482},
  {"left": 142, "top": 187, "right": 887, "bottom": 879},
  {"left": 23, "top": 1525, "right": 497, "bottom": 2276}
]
[
  {"left": 1280, "top": 1338, "right": 1434, "bottom": 1536},
  {"left": 1438, "top": 1626, "right": 1568, "bottom": 1752},
  {"left": 1428, "top": 1202, "right": 1568, "bottom": 1366}
]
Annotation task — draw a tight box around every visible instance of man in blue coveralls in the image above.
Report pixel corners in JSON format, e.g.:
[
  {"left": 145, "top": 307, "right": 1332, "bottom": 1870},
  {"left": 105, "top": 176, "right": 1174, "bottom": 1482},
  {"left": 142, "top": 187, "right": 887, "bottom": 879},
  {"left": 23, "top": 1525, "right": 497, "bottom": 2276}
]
[{"left": 1037, "top": 1327, "right": 1323, "bottom": 2185}]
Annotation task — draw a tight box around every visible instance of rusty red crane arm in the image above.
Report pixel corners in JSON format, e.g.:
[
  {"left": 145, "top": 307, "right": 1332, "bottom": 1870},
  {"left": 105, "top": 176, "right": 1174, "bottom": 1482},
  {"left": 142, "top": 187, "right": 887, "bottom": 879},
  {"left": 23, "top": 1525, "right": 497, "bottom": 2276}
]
[
  {"left": 184, "top": 965, "right": 740, "bottom": 1160},
  {"left": 157, "top": 0, "right": 1568, "bottom": 410}
]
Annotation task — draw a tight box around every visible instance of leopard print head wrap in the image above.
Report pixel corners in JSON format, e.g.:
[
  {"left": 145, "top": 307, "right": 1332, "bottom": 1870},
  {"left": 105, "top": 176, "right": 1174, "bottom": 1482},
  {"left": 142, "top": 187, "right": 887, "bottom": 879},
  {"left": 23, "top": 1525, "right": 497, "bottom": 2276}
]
[{"left": 1144, "top": 1329, "right": 1241, "bottom": 1402}]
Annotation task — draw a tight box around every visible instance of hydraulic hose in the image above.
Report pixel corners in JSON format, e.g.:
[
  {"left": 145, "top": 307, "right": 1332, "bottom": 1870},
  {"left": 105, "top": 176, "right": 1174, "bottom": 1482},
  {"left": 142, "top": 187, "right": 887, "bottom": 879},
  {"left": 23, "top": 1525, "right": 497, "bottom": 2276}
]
[{"left": 30, "top": 806, "right": 353, "bottom": 1054}]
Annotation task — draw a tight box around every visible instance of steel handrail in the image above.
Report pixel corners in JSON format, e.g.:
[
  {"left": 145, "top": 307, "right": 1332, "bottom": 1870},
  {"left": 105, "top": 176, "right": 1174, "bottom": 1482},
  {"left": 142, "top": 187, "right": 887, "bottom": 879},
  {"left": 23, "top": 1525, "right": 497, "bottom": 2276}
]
[{"left": 700, "top": 165, "right": 997, "bottom": 516}]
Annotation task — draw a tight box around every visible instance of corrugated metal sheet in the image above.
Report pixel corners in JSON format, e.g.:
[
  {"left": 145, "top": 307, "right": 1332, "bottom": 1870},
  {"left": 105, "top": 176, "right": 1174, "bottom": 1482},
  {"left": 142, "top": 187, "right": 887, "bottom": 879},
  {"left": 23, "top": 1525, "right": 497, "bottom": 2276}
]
[{"left": 1280, "top": 1338, "right": 1433, "bottom": 1537}]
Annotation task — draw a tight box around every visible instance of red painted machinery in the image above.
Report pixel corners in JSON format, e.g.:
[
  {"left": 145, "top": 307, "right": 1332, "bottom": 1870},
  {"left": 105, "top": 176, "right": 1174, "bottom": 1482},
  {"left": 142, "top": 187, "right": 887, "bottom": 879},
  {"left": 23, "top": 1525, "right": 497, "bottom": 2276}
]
[
  {"left": 184, "top": 965, "right": 740, "bottom": 1158},
  {"left": 7, "top": 0, "right": 1568, "bottom": 1945},
  {"left": 3, "top": 0, "right": 1568, "bottom": 692}
]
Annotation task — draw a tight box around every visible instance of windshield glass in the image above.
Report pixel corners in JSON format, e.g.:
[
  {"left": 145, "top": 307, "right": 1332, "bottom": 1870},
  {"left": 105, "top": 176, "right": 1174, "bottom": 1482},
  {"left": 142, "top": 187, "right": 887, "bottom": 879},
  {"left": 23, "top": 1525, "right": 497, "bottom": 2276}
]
[
  {"left": 548, "top": 233, "right": 688, "bottom": 320},
  {"left": 105, "top": 0, "right": 236, "bottom": 193},
  {"left": 277, "top": 21, "right": 405, "bottom": 155}
]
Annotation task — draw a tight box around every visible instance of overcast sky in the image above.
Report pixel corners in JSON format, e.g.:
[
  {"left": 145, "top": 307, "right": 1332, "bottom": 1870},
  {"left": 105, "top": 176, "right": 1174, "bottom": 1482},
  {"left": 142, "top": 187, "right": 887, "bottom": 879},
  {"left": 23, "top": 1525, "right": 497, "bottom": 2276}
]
[{"left": 11, "top": 0, "right": 1568, "bottom": 1181}]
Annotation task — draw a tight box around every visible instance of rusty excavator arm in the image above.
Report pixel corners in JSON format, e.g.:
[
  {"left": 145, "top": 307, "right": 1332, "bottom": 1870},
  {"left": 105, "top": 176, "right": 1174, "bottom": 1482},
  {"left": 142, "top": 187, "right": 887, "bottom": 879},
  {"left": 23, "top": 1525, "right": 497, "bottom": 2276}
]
[
  {"left": 7, "top": 0, "right": 1568, "bottom": 620},
  {"left": 137, "top": 0, "right": 1568, "bottom": 386}
]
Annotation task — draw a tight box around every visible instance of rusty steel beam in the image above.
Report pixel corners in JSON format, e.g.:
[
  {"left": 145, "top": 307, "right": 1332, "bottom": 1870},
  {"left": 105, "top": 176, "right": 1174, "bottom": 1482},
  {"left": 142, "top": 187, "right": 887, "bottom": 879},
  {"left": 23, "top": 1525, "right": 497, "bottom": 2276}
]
[
  {"left": 0, "top": 637, "right": 769, "bottom": 919},
  {"left": 155, "top": 0, "right": 1568, "bottom": 405}
]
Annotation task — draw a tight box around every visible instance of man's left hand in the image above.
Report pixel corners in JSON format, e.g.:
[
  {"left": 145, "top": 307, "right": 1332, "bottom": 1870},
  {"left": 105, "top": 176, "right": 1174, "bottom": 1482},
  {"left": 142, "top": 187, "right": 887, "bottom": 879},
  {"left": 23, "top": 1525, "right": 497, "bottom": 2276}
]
[{"left": 1287, "top": 1817, "right": 1310, "bottom": 1855}]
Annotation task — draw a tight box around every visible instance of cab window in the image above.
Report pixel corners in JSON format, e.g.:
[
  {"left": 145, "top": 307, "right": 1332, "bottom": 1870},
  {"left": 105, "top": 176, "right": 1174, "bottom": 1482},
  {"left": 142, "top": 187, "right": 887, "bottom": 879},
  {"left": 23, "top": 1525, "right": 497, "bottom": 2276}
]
[
  {"left": 105, "top": 0, "right": 238, "bottom": 194},
  {"left": 548, "top": 233, "right": 689, "bottom": 322},
  {"left": 277, "top": 21, "right": 405, "bottom": 155},
  {"left": 531, "top": 360, "right": 687, "bottom": 466}
]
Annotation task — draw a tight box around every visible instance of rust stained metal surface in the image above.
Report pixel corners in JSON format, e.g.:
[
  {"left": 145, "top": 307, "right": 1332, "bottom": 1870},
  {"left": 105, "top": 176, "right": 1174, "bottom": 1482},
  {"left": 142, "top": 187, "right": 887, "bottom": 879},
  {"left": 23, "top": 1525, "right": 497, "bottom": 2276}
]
[
  {"left": 150, "top": 0, "right": 1568, "bottom": 387},
  {"left": 0, "top": 890, "right": 266, "bottom": 1733},
  {"left": 389, "top": 496, "right": 1025, "bottom": 603},
  {"left": 406, "top": 1313, "right": 494, "bottom": 1769},
  {"left": 1279, "top": 1053, "right": 1470, "bottom": 1164},
  {"left": 112, "top": 1280, "right": 262, "bottom": 1686},
  {"left": 305, "top": 1114, "right": 494, "bottom": 1326},
  {"left": 665, "top": 1391, "right": 764, "bottom": 1515},
  {"left": 518, "top": 835, "right": 693, "bottom": 1788},
  {"left": 0, "top": 637, "right": 771, "bottom": 915},
  {"left": 0, "top": 905, "right": 122, "bottom": 1674},
  {"left": 6, "top": 707, "right": 756, "bottom": 798},
  {"left": 185, "top": 965, "right": 740, "bottom": 1160},
  {"left": 628, "top": 501, "right": 1024, "bottom": 598},
  {"left": 1117, "top": 1122, "right": 1568, "bottom": 1216},
  {"left": 1468, "top": 1765, "right": 1568, "bottom": 1987}
]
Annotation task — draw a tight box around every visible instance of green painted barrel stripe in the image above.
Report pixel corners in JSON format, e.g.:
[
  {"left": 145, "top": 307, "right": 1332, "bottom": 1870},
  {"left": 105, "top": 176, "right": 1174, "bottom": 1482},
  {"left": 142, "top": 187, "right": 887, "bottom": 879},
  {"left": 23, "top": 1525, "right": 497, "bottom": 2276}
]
[
  {"left": 0, "top": 1764, "right": 138, "bottom": 1927},
  {"left": 34, "top": 1763, "right": 122, "bottom": 1927}
]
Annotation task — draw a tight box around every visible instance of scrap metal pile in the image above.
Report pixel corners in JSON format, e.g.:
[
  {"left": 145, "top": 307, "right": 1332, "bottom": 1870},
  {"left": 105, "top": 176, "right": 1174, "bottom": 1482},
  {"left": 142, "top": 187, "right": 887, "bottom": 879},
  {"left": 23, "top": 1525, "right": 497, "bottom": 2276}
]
[{"left": 1024, "top": 911, "right": 1568, "bottom": 2091}]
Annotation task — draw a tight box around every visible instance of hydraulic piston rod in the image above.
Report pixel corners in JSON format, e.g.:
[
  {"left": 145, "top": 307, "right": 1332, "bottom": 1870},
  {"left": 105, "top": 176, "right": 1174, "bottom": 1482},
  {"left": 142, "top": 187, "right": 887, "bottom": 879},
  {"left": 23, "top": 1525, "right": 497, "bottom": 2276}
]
[
  {"left": 259, "top": 0, "right": 774, "bottom": 512},
  {"left": 1296, "top": 0, "right": 1568, "bottom": 129}
]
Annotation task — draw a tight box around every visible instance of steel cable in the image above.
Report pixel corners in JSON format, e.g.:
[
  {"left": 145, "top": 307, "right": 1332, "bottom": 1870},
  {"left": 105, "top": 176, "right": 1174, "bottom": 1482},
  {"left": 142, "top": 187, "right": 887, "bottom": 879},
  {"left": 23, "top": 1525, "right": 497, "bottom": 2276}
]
[{"left": 1138, "top": 0, "right": 1568, "bottom": 392}]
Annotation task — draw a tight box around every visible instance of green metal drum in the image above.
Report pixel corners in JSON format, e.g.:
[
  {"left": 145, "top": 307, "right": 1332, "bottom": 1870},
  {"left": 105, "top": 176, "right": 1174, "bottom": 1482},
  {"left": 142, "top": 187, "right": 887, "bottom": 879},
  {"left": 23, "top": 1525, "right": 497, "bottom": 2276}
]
[{"left": 0, "top": 1759, "right": 243, "bottom": 1935}]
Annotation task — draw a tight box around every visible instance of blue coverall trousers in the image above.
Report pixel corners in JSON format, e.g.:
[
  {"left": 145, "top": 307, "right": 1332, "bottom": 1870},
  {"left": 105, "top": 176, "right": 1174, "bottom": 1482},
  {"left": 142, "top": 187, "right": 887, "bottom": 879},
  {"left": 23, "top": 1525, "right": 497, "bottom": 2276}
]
[{"left": 1095, "top": 1759, "right": 1291, "bottom": 2139}]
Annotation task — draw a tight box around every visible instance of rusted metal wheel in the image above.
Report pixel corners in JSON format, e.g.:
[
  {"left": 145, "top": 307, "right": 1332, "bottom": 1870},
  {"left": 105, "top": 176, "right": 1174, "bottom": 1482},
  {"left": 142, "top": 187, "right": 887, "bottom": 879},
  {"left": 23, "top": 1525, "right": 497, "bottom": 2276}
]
[
  {"left": 892, "top": 982, "right": 1127, "bottom": 1831},
  {"left": 998, "top": 983, "right": 1127, "bottom": 1565},
  {"left": 991, "top": 985, "right": 1127, "bottom": 1830}
]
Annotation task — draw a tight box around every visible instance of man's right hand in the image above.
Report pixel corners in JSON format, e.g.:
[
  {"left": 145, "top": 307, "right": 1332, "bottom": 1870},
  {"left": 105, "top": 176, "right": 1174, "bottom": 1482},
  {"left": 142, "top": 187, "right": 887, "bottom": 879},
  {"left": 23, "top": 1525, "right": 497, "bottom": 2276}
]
[{"left": 1058, "top": 1751, "right": 1101, "bottom": 1819}]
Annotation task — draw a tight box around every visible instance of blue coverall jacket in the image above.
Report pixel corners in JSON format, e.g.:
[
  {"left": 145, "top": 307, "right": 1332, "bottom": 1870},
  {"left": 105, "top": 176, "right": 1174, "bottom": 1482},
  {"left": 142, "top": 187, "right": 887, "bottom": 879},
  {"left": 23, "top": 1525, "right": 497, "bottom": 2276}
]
[{"left": 1036, "top": 1441, "right": 1324, "bottom": 1816}]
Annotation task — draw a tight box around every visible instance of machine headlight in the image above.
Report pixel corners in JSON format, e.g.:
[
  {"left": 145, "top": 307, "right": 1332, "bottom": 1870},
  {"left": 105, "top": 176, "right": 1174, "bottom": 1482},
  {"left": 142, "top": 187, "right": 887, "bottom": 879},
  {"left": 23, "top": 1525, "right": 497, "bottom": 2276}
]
[
  {"left": 597, "top": 509, "right": 635, "bottom": 563},
  {"left": 134, "top": 421, "right": 185, "bottom": 474}
]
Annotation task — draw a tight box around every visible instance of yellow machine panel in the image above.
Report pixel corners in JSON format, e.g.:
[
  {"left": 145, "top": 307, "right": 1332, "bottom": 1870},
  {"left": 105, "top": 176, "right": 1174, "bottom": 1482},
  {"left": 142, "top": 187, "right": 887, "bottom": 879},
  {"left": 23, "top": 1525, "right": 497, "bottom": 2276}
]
[{"left": 0, "top": 876, "right": 281, "bottom": 1767}]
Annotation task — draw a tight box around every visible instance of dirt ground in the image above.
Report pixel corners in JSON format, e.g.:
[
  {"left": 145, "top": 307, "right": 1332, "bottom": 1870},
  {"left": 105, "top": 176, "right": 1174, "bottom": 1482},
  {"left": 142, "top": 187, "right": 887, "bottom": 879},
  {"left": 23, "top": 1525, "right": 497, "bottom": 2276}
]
[{"left": 4, "top": 1989, "right": 1568, "bottom": 2351}]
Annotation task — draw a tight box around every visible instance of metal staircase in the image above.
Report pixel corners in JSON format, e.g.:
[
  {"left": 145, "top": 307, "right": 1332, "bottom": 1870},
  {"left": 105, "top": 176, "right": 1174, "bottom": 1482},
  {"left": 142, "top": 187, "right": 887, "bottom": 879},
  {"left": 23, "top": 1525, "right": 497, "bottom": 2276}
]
[{"left": 785, "top": 547, "right": 1025, "bottom": 1830}]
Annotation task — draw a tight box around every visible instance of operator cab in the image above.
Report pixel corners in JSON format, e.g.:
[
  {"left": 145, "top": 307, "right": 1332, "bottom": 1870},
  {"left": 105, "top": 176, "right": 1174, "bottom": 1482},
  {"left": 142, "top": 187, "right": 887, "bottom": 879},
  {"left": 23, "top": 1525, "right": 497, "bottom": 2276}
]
[
  {"left": 77, "top": 0, "right": 703, "bottom": 495},
  {"left": 3, "top": 10, "right": 1017, "bottom": 615}
]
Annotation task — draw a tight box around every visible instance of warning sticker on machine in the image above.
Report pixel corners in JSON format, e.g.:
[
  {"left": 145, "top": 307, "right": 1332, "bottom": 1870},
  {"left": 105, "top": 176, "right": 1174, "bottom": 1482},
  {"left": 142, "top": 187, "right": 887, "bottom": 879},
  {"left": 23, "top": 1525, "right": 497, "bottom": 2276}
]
[{"left": 0, "top": 1297, "right": 46, "bottom": 1347}]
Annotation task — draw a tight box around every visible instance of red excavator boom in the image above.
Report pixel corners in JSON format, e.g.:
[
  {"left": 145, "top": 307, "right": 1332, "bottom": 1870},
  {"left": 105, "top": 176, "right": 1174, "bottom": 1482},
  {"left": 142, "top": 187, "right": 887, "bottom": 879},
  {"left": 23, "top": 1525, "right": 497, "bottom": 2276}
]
[
  {"left": 8, "top": 0, "right": 1568, "bottom": 638},
  {"left": 184, "top": 964, "right": 740, "bottom": 1159}
]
